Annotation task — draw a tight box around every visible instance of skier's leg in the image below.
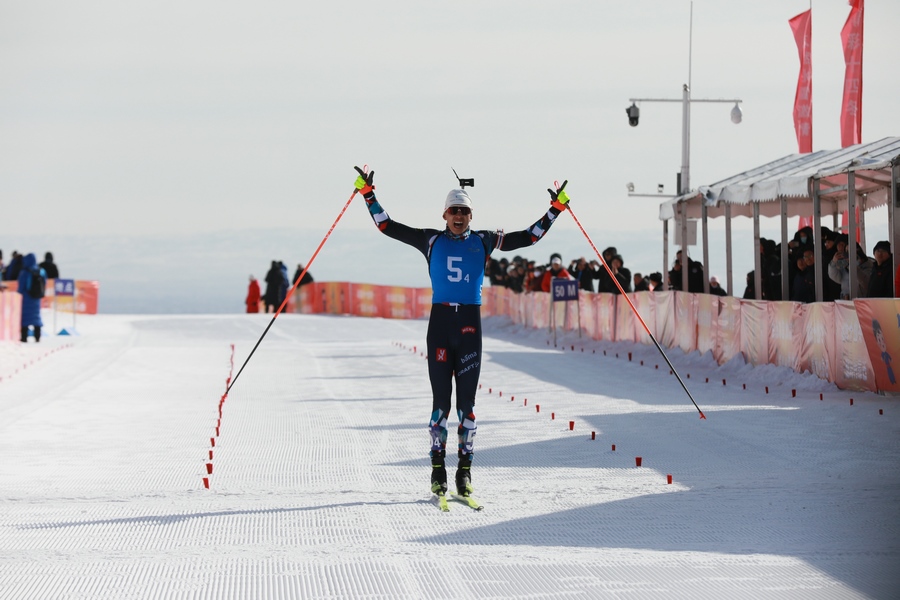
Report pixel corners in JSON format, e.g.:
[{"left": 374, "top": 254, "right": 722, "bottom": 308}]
[
  {"left": 34, "top": 326, "right": 41, "bottom": 342},
  {"left": 453, "top": 306, "right": 482, "bottom": 496},
  {"left": 426, "top": 306, "right": 454, "bottom": 493}
]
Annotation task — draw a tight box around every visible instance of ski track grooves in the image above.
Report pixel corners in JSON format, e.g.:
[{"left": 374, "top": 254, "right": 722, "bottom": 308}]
[{"left": 0, "top": 314, "right": 897, "bottom": 599}]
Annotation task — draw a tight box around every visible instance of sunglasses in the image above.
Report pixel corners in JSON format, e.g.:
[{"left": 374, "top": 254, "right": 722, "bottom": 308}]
[{"left": 447, "top": 206, "right": 471, "bottom": 216}]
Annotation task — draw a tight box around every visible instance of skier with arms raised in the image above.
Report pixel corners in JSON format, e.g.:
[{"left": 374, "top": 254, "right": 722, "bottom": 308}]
[{"left": 353, "top": 166, "right": 570, "bottom": 509}]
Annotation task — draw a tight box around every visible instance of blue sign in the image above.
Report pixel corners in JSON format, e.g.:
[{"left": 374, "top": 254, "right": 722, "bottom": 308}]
[
  {"left": 551, "top": 279, "right": 579, "bottom": 302},
  {"left": 55, "top": 279, "right": 75, "bottom": 297}
]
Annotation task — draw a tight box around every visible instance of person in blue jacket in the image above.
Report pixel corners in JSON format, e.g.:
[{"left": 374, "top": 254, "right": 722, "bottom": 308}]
[
  {"left": 353, "top": 166, "right": 569, "bottom": 501},
  {"left": 17, "top": 253, "right": 46, "bottom": 342}
]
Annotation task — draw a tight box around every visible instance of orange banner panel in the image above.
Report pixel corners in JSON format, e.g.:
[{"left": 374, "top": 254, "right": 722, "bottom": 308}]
[
  {"left": 740, "top": 300, "right": 769, "bottom": 366},
  {"left": 653, "top": 292, "right": 676, "bottom": 349},
  {"left": 674, "top": 292, "right": 697, "bottom": 354},
  {"left": 0, "top": 290, "right": 23, "bottom": 340},
  {"left": 615, "top": 294, "right": 636, "bottom": 342},
  {"left": 853, "top": 299, "right": 900, "bottom": 394},
  {"left": 833, "top": 300, "right": 876, "bottom": 392},
  {"left": 696, "top": 294, "right": 719, "bottom": 356},
  {"left": 593, "top": 293, "right": 616, "bottom": 341},
  {"left": 767, "top": 302, "right": 804, "bottom": 372},
  {"left": 715, "top": 297, "right": 742, "bottom": 365},
  {"left": 799, "top": 302, "right": 836, "bottom": 382}
]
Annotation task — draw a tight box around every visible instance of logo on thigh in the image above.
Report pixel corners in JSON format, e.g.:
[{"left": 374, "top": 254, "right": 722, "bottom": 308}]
[
  {"left": 461, "top": 326, "right": 476, "bottom": 334},
  {"left": 436, "top": 348, "right": 447, "bottom": 362}
]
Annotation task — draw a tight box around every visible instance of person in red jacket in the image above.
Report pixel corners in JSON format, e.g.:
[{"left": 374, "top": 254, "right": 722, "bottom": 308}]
[
  {"left": 245, "top": 275, "right": 261, "bottom": 313},
  {"left": 540, "top": 255, "right": 573, "bottom": 292}
]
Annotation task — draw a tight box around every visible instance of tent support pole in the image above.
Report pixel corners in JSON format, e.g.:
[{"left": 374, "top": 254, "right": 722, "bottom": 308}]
[
  {"left": 725, "top": 203, "right": 733, "bottom": 296},
  {"left": 753, "top": 203, "right": 762, "bottom": 300}
]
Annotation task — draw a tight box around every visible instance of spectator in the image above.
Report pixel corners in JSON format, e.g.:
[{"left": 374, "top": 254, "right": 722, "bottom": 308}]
[
  {"left": 828, "top": 236, "right": 874, "bottom": 300},
  {"left": 668, "top": 257, "right": 684, "bottom": 292},
  {"left": 600, "top": 254, "right": 631, "bottom": 294},
  {"left": 540, "top": 256, "right": 573, "bottom": 292},
  {"left": 527, "top": 265, "right": 545, "bottom": 292},
  {"left": 4, "top": 251, "right": 22, "bottom": 281},
  {"left": 709, "top": 276, "right": 728, "bottom": 296},
  {"left": 867, "top": 241, "right": 894, "bottom": 298},
  {"left": 742, "top": 271, "right": 756, "bottom": 300},
  {"left": 278, "top": 261, "right": 290, "bottom": 306},
  {"left": 791, "top": 249, "right": 816, "bottom": 303},
  {"left": 245, "top": 275, "right": 261, "bottom": 313},
  {"left": 633, "top": 272, "right": 650, "bottom": 292},
  {"left": 594, "top": 247, "right": 617, "bottom": 294},
  {"left": 675, "top": 250, "right": 705, "bottom": 293},
  {"left": 293, "top": 263, "right": 314, "bottom": 288},
  {"left": 39, "top": 252, "right": 59, "bottom": 279},
  {"left": 647, "top": 272, "right": 663, "bottom": 291},
  {"left": 507, "top": 264, "right": 525, "bottom": 293},
  {"left": 17, "top": 253, "right": 46, "bottom": 342},
  {"left": 263, "top": 260, "right": 282, "bottom": 313},
  {"left": 567, "top": 257, "right": 596, "bottom": 292}
]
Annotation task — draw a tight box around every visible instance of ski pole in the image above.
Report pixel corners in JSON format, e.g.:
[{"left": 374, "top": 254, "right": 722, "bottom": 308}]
[
  {"left": 566, "top": 204, "right": 706, "bottom": 420},
  {"left": 226, "top": 187, "right": 359, "bottom": 395}
]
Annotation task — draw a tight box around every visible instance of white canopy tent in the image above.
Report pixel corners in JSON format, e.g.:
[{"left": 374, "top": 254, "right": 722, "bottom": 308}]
[{"left": 659, "top": 137, "right": 900, "bottom": 300}]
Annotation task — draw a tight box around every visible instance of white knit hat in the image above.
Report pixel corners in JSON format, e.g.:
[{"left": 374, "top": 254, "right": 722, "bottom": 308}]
[{"left": 444, "top": 189, "right": 473, "bottom": 211}]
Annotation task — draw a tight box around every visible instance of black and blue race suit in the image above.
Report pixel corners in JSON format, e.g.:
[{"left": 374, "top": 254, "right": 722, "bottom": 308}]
[{"left": 361, "top": 187, "right": 563, "bottom": 461}]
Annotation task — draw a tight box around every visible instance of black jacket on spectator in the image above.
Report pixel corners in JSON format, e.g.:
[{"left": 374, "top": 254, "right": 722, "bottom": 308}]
[{"left": 867, "top": 256, "right": 895, "bottom": 298}]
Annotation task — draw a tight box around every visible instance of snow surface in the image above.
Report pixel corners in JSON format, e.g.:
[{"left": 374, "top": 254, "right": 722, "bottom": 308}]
[{"left": 1, "top": 313, "right": 899, "bottom": 599}]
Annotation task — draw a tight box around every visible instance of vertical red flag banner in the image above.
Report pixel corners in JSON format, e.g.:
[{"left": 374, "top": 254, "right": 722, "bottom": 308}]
[
  {"left": 789, "top": 9, "right": 813, "bottom": 154},
  {"left": 840, "top": 0, "right": 864, "bottom": 148},
  {"left": 790, "top": 9, "right": 814, "bottom": 231}
]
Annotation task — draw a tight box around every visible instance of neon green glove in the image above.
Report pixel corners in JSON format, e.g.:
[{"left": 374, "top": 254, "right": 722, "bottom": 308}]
[
  {"left": 354, "top": 166, "right": 375, "bottom": 193},
  {"left": 548, "top": 180, "right": 570, "bottom": 210}
]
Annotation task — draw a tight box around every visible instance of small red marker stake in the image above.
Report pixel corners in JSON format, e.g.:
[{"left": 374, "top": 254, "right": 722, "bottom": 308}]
[
  {"left": 206, "top": 463, "right": 213, "bottom": 475},
  {"left": 210, "top": 437, "right": 216, "bottom": 447},
  {"left": 628, "top": 352, "right": 632, "bottom": 361},
  {"left": 743, "top": 383, "right": 747, "bottom": 390},
  {"left": 850, "top": 398, "right": 854, "bottom": 405},
  {"left": 705, "top": 377, "right": 709, "bottom": 383},
  {"left": 499, "top": 391, "right": 502, "bottom": 397},
  {"left": 524, "top": 398, "right": 527, "bottom": 406},
  {"left": 792, "top": 389, "right": 796, "bottom": 398},
  {"left": 765, "top": 386, "right": 769, "bottom": 394},
  {"left": 635, "top": 457, "right": 642, "bottom": 467},
  {"left": 511, "top": 396, "right": 514, "bottom": 401},
  {"left": 569, "top": 421, "right": 574, "bottom": 431},
  {"left": 203, "top": 478, "right": 209, "bottom": 489},
  {"left": 820, "top": 393, "right": 823, "bottom": 400},
  {"left": 489, "top": 388, "right": 492, "bottom": 394},
  {"left": 611, "top": 444, "right": 616, "bottom": 451},
  {"left": 591, "top": 431, "right": 596, "bottom": 440},
  {"left": 209, "top": 450, "right": 213, "bottom": 460},
  {"left": 535, "top": 404, "right": 540, "bottom": 412},
  {"left": 667, "top": 474, "right": 673, "bottom": 484},
  {"left": 723, "top": 379, "right": 726, "bottom": 386},
  {"left": 879, "top": 409, "right": 884, "bottom": 415},
  {"left": 551, "top": 412, "right": 555, "bottom": 420}
]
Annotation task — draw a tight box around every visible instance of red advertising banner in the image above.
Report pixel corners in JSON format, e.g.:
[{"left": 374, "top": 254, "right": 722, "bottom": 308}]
[
  {"left": 840, "top": 0, "right": 864, "bottom": 148},
  {"left": 593, "top": 293, "right": 616, "bottom": 341},
  {"left": 853, "top": 299, "right": 900, "bottom": 394},
  {"left": 653, "top": 292, "right": 676, "bottom": 349},
  {"left": 800, "top": 302, "right": 836, "bottom": 382},
  {"left": 715, "top": 297, "right": 742, "bottom": 365},
  {"left": 674, "top": 292, "right": 697, "bottom": 354},
  {"left": 631, "top": 291, "right": 656, "bottom": 346},
  {"left": 833, "top": 300, "right": 876, "bottom": 391},
  {"left": 740, "top": 300, "right": 769, "bottom": 366},
  {"left": 767, "top": 302, "right": 804, "bottom": 371},
  {"left": 0, "top": 290, "right": 23, "bottom": 341},
  {"left": 789, "top": 9, "right": 813, "bottom": 154},
  {"left": 615, "top": 294, "right": 636, "bottom": 343},
  {"left": 696, "top": 294, "right": 719, "bottom": 356}
]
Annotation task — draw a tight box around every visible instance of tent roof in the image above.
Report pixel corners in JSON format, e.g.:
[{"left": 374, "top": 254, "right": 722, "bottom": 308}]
[{"left": 659, "top": 136, "right": 900, "bottom": 220}]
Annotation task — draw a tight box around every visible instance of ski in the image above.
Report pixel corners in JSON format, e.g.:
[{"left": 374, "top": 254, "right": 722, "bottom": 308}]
[
  {"left": 435, "top": 492, "right": 449, "bottom": 512},
  {"left": 451, "top": 494, "right": 484, "bottom": 511}
]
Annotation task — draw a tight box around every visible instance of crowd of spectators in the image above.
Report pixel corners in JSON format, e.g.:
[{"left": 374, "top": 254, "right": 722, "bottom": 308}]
[
  {"left": 1, "top": 250, "right": 59, "bottom": 283},
  {"left": 742, "top": 226, "right": 896, "bottom": 302},
  {"left": 248, "top": 261, "right": 315, "bottom": 313},
  {"left": 486, "top": 248, "right": 669, "bottom": 296}
]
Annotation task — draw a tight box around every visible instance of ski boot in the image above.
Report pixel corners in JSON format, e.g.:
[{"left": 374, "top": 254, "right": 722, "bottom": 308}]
[
  {"left": 455, "top": 452, "right": 473, "bottom": 497},
  {"left": 430, "top": 449, "right": 448, "bottom": 495}
]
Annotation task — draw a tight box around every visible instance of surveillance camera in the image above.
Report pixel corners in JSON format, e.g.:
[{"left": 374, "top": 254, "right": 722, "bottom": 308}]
[
  {"left": 626, "top": 103, "right": 640, "bottom": 127},
  {"left": 626, "top": 182, "right": 635, "bottom": 193},
  {"left": 730, "top": 102, "right": 743, "bottom": 124}
]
